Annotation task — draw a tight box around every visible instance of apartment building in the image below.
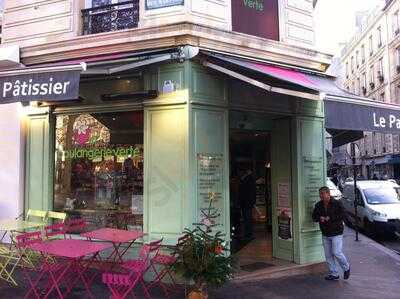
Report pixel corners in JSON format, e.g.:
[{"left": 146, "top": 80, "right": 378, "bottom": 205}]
[
  {"left": 335, "top": 0, "right": 400, "bottom": 179},
  {"left": 0, "top": 0, "right": 396, "bottom": 268}
]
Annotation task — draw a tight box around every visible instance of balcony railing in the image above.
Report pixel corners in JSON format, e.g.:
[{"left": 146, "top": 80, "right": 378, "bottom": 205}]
[{"left": 82, "top": 1, "right": 139, "bottom": 35}]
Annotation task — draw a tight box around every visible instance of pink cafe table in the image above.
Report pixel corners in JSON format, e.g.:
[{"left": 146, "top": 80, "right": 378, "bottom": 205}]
[
  {"left": 81, "top": 228, "right": 145, "bottom": 264},
  {"left": 27, "top": 239, "right": 111, "bottom": 299}
]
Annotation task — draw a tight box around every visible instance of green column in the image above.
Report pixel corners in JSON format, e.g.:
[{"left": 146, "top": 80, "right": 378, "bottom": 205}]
[
  {"left": 292, "top": 115, "right": 326, "bottom": 264},
  {"left": 271, "top": 117, "right": 294, "bottom": 261},
  {"left": 25, "top": 110, "right": 54, "bottom": 213}
]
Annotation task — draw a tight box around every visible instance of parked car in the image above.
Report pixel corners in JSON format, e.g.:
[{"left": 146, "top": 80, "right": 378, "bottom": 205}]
[
  {"left": 341, "top": 180, "right": 400, "bottom": 235},
  {"left": 327, "top": 177, "right": 342, "bottom": 200}
]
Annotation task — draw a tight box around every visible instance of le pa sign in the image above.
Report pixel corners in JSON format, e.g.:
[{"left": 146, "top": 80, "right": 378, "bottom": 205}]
[
  {"left": 325, "top": 99, "right": 400, "bottom": 134},
  {"left": 0, "top": 69, "right": 81, "bottom": 104}
]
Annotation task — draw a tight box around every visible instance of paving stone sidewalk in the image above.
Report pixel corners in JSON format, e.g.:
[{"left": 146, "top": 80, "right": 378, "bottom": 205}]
[{"left": 1, "top": 227, "right": 400, "bottom": 298}]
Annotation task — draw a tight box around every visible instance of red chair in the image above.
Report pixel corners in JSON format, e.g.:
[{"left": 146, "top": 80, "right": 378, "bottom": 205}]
[
  {"left": 102, "top": 239, "right": 163, "bottom": 299},
  {"left": 65, "top": 218, "right": 87, "bottom": 237},
  {"left": 15, "top": 231, "right": 46, "bottom": 299},
  {"left": 44, "top": 223, "right": 66, "bottom": 240}
]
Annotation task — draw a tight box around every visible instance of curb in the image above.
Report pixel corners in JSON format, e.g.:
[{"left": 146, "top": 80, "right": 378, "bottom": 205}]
[{"left": 346, "top": 227, "right": 400, "bottom": 263}]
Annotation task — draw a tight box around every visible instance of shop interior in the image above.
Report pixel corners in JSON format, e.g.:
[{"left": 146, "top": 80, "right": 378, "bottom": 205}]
[
  {"left": 229, "top": 130, "right": 273, "bottom": 269},
  {"left": 54, "top": 110, "right": 144, "bottom": 231}
]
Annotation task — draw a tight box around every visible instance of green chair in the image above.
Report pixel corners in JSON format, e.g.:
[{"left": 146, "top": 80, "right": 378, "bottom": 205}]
[
  {"left": 26, "top": 209, "right": 48, "bottom": 223},
  {"left": 47, "top": 211, "right": 67, "bottom": 224}
]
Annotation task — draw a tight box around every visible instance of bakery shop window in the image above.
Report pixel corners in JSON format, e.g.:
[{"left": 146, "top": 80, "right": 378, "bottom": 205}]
[{"left": 54, "top": 111, "right": 144, "bottom": 231}]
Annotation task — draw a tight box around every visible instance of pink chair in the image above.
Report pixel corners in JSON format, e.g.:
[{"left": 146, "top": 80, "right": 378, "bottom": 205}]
[
  {"left": 44, "top": 223, "right": 66, "bottom": 240},
  {"left": 65, "top": 218, "right": 87, "bottom": 237},
  {"left": 102, "top": 239, "right": 163, "bottom": 299},
  {"left": 147, "top": 235, "right": 189, "bottom": 296},
  {"left": 15, "top": 231, "right": 46, "bottom": 299}
]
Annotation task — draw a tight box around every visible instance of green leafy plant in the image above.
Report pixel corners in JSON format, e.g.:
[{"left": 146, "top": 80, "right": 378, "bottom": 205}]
[{"left": 173, "top": 194, "right": 235, "bottom": 291}]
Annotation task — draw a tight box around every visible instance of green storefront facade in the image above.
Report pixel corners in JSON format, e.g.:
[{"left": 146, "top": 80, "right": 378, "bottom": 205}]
[{"left": 23, "top": 55, "right": 326, "bottom": 265}]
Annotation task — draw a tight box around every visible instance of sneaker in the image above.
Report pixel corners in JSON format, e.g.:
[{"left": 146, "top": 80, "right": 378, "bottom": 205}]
[
  {"left": 324, "top": 275, "right": 339, "bottom": 281},
  {"left": 344, "top": 268, "right": 350, "bottom": 280}
]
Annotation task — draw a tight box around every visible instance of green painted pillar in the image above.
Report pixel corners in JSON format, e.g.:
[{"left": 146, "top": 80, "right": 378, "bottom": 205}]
[
  {"left": 291, "top": 115, "right": 326, "bottom": 264},
  {"left": 25, "top": 109, "right": 54, "bottom": 213},
  {"left": 189, "top": 106, "right": 230, "bottom": 237},
  {"left": 271, "top": 117, "right": 294, "bottom": 261}
]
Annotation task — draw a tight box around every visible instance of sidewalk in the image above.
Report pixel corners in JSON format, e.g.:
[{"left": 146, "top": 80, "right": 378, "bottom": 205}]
[
  {"left": 1, "top": 227, "right": 400, "bottom": 298},
  {"left": 211, "top": 227, "right": 400, "bottom": 299}
]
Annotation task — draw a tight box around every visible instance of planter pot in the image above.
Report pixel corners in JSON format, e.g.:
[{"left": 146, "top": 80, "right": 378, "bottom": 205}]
[{"left": 187, "top": 290, "right": 208, "bottom": 299}]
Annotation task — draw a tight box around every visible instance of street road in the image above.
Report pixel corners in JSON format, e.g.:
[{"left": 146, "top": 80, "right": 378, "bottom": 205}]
[
  {"left": 375, "top": 234, "right": 400, "bottom": 255},
  {"left": 350, "top": 225, "right": 400, "bottom": 255}
]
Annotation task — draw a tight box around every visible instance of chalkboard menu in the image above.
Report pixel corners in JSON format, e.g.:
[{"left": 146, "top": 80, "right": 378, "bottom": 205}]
[{"left": 197, "top": 153, "right": 224, "bottom": 228}]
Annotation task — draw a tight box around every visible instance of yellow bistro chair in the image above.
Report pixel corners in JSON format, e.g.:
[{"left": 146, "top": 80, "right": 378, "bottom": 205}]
[
  {"left": 26, "top": 209, "right": 48, "bottom": 224},
  {"left": 47, "top": 211, "right": 67, "bottom": 224},
  {"left": 0, "top": 244, "right": 21, "bottom": 286}
]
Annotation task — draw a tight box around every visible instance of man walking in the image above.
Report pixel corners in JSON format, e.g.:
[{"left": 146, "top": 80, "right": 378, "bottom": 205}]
[{"left": 312, "top": 186, "right": 350, "bottom": 281}]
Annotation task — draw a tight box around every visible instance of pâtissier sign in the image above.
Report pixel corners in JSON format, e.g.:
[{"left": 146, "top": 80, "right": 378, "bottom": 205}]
[{"left": 0, "top": 70, "right": 80, "bottom": 104}]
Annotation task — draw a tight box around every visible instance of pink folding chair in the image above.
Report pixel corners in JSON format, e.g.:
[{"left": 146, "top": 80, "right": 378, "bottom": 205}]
[
  {"left": 44, "top": 223, "right": 67, "bottom": 240},
  {"left": 148, "top": 234, "right": 189, "bottom": 296},
  {"left": 65, "top": 218, "right": 87, "bottom": 237},
  {"left": 17, "top": 231, "right": 77, "bottom": 299},
  {"left": 102, "top": 239, "right": 163, "bottom": 299},
  {"left": 16, "top": 231, "right": 46, "bottom": 299}
]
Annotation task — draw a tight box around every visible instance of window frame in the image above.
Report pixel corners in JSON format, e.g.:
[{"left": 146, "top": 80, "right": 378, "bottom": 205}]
[
  {"left": 393, "top": 10, "right": 400, "bottom": 36},
  {"left": 369, "top": 35, "right": 374, "bottom": 56},
  {"left": 361, "top": 44, "right": 366, "bottom": 63}
]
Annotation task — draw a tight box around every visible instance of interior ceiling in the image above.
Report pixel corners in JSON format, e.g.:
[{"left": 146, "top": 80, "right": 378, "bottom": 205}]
[
  {"left": 91, "top": 111, "right": 143, "bottom": 131},
  {"left": 230, "top": 131, "right": 270, "bottom": 143}
]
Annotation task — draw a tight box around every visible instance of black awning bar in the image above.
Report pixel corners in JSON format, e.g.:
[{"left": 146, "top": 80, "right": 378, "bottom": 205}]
[
  {"left": 202, "top": 60, "right": 320, "bottom": 101},
  {"left": 0, "top": 63, "right": 86, "bottom": 77}
]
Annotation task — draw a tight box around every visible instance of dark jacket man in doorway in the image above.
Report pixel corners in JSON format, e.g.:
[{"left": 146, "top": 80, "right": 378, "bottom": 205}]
[
  {"left": 312, "top": 186, "right": 350, "bottom": 281},
  {"left": 238, "top": 168, "right": 256, "bottom": 240}
]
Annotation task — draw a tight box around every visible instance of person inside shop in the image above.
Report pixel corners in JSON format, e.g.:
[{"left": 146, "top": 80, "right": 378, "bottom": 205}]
[
  {"left": 238, "top": 165, "right": 256, "bottom": 241},
  {"left": 230, "top": 167, "right": 241, "bottom": 245},
  {"left": 312, "top": 186, "right": 350, "bottom": 281}
]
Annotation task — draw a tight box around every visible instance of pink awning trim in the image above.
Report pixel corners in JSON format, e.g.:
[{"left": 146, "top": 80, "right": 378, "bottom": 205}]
[{"left": 252, "top": 63, "right": 317, "bottom": 88}]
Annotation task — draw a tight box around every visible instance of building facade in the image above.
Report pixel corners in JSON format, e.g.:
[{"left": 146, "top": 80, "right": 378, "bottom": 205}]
[
  {"left": 0, "top": 0, "right": 338, "bottom": 267},
  {"left": 335, "top": 0, "right": 400, "bottom": 179}
]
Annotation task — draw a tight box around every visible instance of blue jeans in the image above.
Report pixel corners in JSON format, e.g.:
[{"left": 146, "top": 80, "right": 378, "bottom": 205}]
[{"left": 322, "top": 235, "right": 350, "bottom": 276}]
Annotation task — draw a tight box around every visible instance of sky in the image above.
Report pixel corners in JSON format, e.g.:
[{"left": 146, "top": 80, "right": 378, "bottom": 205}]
[{"left": 315, "top": 0, "right": 384, "bottom": 56}]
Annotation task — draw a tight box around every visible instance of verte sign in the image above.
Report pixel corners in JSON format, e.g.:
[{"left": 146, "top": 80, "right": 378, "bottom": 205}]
[{"left": 243, "top": 0, "right": 265, "bottom": 12}]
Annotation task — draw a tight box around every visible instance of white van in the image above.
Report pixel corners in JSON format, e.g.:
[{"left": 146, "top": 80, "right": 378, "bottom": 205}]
[{"left": 341, "top": 180, "right": 400, "bottom": 235}]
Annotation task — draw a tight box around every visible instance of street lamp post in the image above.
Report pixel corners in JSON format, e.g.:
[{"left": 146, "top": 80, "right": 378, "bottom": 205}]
[
  {"left": 351, "top": 143, "right": 359, "bottom": 242},
  {"left": 347, "top": 142, "right": 360, "bottom": 242}
]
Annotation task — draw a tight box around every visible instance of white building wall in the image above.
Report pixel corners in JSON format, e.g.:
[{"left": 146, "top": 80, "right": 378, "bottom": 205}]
[
  {"left": 1, "top": 0, "right": 316, "bottom": 50},
  {"left": 0, "top": 103, "right": 25, "bottom": 225}
]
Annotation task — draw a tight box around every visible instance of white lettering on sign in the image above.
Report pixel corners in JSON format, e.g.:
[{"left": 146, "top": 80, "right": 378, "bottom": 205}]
[
  {"left": 389, "top": 114, "right": 400, "bottom": 129},
  {"left": 373, "top": 112, "right": 400, "bottom": 130},
  {"left": 2, "top": 78, "right": 72, "bottom": 98},
  {"left": 373, "top": 112, "right": 386, "bottom": 128}
]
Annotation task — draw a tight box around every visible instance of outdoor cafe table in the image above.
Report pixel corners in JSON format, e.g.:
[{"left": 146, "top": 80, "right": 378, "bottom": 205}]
[
  {"left": 26, "top": 239, "right": 112, "bottom": 299},
  {"left": 0, "top": 219, "right": 44, "bottom": 242},
  {"left": 81, "top": 228, "right": 145, "bottom": 264}
]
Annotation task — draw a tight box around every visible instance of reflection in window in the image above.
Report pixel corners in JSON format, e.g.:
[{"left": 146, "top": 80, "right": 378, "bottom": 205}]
[{"left": 54, "top": 111, "right": 144, "bottom": 231}]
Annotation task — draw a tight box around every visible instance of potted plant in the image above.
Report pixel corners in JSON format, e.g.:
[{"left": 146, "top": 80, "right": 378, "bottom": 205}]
[{"left": 173, "top": 195, "right": 235, "bottom": 299}]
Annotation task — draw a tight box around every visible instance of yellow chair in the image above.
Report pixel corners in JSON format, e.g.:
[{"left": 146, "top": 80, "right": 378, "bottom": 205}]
[
  {"left": 0, "top": 244, "right": 21, "bottom": 286},
  {"left": 47, "top": 211, "right": 67, "bottom": 224},
  {"left": 26, "top": 209, "right": 47, "bottom": 223}
]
